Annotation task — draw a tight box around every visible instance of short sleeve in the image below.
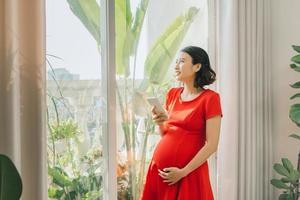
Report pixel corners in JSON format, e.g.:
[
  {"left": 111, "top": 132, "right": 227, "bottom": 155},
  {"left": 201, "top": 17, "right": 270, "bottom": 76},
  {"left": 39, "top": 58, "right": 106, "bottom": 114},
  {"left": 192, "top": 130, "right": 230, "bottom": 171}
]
[
  {"left": 163, "top": 88, "right": 174, "bottom": 112},
  {"left": 205, "top": 93, "right": 223, "bottom": 120}
]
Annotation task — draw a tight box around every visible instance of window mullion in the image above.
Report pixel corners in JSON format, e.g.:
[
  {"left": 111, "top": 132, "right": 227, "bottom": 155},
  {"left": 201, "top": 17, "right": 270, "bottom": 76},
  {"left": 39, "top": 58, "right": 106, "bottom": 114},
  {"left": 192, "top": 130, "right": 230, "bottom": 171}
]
[{"left": 101, "top": 0, "right": 117, "bottom": 199}]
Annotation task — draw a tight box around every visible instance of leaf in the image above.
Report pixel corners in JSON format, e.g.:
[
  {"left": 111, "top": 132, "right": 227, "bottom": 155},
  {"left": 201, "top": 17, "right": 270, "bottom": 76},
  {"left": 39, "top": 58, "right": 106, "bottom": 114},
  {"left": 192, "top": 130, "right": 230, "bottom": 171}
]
[
  {"left": 290, "top": 64, "right": 300, "bottom": 72},
  {"left": 282, "top": 158, "right": 294, "bottom": 173},
  {"left": 292, "top": 45, "right": 300, "bottom": 53},
  {"left": 290, "top": 81, "right": 300, "bottom": 88},
  {"left": 129, "top": 0, "right": 150, "bottom": 54},
  {"left": 297, "top": 169, "right": 300, "bottom": 178},
  {"left": 271, "top": 179, "right": 290, "bottom": 189},
  {"left": 115, "top": 0, "right": 133, "bottom": 76},
  {"left": 289, "top": 169, "right": 300, "bottom": 184},
  {"left": 0, "top": 154, "right": 23, "bottom": 200},
  {"left": 290, "top": 93, "right": 300, "bottom": 100},
  {"left": 48, "top": 166, "right": 72, "bottom": 188},
  {"left": 289, "top": 134, "right": 300, "bottom": 141},
  {"left": 291, "top": 55, "right": 300, "bottom": 64},
  {"left": 289, "top": 104, "right": 300, "bottom": 127},
  {"left": 48, "top": 187, "right": 64, "bottom": 198},
  {"left": 143, "top": 7, "right": 200, "bottom": 86},
  {"left": 66, "top": 0, "right": 100, "bottom": 45},
  {"left": 273, "top": 163, "right": 290, "bottom": 177},
  {"left": 281, "top": 177, "right": 290, "bottom": 183},
  {"left": 279, "top": 193, "right": 293, "bottom": 200}
]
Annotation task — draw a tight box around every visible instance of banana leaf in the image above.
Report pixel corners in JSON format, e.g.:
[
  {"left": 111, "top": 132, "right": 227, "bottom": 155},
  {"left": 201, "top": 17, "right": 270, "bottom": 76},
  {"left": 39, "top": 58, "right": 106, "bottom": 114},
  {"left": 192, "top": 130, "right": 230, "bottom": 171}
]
[
  {"left": 129, "top": 0, "right": 150, "bottom": 54},
  {"left": 115, "top": 0, "right": 132, "bottom": 76},
  {"left": 66, "top": 0, "right": 100, "bottom": 45},
  {"left": 142, "top": 7, "right": 199, "bottom": 89}
]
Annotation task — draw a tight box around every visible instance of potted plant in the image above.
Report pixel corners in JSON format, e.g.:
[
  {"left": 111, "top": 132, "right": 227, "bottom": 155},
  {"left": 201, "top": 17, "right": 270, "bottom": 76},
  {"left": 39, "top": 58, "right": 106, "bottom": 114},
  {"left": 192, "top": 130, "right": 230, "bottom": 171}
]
[{"left": 271, "top": 45, "right": 300, "bottom": 200}]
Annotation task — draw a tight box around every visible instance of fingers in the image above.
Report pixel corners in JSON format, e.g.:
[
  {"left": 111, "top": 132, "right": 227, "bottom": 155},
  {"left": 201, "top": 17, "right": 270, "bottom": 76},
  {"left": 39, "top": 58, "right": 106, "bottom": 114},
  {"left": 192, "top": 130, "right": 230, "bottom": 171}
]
[
  {"left": 163, "top": 168, "right": 172, "bottom": 172},
  {"left": 151, "top": 106, "right": 156, "bottom": 114},
  {"left": 158, "top": 169, "right": 172, "bottom": 179},
  {"left": 158, "top": 169, "right": 169, "bottom": 179},
  {"left": 152, "top": 114, "right": 168, "bottom": 125},
  {"left": 158, "top": 169, "right": 176, "bottom": 185},
  {"left": 152, "top": 114, "right": 167, "bottom": 121}
]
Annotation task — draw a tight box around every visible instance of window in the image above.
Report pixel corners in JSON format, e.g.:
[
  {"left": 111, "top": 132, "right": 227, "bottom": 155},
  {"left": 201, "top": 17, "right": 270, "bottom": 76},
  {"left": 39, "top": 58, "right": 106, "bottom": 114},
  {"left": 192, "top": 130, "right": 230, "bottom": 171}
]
[
  {"left": 46, "top": 0, "right": 211, "bottom": 199},
  {"left": 46, "top": 0, "right": 103, "bottom": 199}
]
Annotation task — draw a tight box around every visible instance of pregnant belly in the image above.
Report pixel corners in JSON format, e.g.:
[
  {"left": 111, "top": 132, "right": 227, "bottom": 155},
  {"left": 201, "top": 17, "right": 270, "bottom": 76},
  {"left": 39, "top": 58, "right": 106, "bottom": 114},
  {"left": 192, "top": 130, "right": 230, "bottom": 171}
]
[{"left": 152, "top": 127, "right": 205, "bottom": 169}]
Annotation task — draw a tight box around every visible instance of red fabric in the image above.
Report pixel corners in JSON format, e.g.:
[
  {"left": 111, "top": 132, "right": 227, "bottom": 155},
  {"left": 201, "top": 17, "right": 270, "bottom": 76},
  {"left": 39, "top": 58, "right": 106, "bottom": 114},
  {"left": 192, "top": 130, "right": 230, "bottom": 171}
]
[{"left": 140, "top": 87, "right": 223, "bottom": 200}]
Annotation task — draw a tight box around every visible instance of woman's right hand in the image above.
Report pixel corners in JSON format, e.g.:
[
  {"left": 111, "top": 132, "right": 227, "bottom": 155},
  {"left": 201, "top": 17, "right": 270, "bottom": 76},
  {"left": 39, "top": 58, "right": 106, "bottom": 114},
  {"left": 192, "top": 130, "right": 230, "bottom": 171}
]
[{"left": 151, "top": 106, "right": 168, "bottom": 125}]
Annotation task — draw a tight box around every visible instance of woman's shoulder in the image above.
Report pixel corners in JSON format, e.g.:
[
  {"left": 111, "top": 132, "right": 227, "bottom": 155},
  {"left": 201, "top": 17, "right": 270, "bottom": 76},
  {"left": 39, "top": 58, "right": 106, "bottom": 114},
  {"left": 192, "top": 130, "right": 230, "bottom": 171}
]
[
  {"left": 203, "top": 88, "right": 221, "bottom": 102},
  {"left": 165, "top": 87, "right": 182, "bottom": 101},
  {"left": 167, "top": 87, "right": 182, "bottom": 94},
  {"left": 204, "top": 88, "right": 220, "bottom": 96}
]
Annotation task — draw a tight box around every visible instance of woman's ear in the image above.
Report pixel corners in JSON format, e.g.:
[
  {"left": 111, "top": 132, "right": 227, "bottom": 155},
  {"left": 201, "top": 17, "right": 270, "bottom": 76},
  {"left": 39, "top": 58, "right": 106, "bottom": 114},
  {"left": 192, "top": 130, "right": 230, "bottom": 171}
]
[{"left": 194, "top": 64, "right": 201, "bottom": 72}]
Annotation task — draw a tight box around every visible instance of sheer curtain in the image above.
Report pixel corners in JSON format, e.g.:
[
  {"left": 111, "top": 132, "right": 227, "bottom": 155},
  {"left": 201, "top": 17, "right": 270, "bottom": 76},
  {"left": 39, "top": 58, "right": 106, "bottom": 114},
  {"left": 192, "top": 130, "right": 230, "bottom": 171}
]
[
  {"left": 0, "top": 0, "right": 47, "bottom": 199},
  {"left": 215, "top": 0, "right": 274, "bottom": 199}
]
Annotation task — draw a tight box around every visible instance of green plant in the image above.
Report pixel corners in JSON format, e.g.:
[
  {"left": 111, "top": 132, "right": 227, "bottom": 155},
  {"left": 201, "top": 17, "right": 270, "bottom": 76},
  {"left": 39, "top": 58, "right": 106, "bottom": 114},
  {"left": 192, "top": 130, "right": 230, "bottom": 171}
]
[
  {"left": 271, "top": 158, "right": 300, "bottom": 200},
  {"left": 47, "top": 90, "right": 103, "bottom": 199},
  {"left": 66, "top": 1, "right": 201, "bottom": 199},
  {"left": 271, "top": 45, "right": 300, "bottom": 200},
  {"left": 47, "top": 120, "right": 103, "bottom": 200},
  {"left": 0, "top": 154, "right": 23, "bottom": 200},
  {"left": 48, "top": 149, "right": 103, "bottom": 200}
]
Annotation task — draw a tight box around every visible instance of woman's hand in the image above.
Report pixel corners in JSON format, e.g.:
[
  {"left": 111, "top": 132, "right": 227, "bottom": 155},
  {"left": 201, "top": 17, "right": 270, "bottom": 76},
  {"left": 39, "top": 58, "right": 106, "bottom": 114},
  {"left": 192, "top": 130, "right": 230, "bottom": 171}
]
[
  {"left": 158, "top": 167, "right": 188, "bottom": 185},
  {"left": 151, "top": 106, "right": 168, "bottom": 125}
]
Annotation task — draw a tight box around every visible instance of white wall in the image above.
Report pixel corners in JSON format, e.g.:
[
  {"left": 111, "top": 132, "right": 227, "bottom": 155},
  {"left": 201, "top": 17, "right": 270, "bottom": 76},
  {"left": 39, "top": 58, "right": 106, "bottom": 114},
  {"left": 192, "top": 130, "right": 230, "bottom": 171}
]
[{"left": 271, "top": 0, "right": 300, "bottom": 197}]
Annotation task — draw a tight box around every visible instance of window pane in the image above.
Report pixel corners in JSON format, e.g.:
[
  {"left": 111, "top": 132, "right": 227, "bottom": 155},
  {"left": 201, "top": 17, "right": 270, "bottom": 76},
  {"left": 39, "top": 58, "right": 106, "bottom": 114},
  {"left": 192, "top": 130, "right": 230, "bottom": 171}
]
[
  {"left": 46, "top": 0, "right": 104, "bottom": 199},
  {"left": 115, "top": 0, "right": 208, "bottom": 199}
]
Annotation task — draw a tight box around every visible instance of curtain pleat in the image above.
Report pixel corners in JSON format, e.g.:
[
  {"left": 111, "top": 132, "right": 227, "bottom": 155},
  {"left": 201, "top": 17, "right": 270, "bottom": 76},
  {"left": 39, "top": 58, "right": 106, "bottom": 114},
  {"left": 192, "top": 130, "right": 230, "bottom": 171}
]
[
  {"left": 216, "top": 0, "right": 274, "bottom": 199},
  {"left": 0, "top": 0, "right": 47, "bottom": 199}
]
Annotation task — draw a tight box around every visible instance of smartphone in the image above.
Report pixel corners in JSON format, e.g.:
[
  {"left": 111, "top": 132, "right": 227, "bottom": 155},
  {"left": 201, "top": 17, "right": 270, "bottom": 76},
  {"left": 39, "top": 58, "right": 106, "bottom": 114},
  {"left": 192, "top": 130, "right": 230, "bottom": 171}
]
[{"left": 146, "top": 97, "right": 166, "bottom": 114}]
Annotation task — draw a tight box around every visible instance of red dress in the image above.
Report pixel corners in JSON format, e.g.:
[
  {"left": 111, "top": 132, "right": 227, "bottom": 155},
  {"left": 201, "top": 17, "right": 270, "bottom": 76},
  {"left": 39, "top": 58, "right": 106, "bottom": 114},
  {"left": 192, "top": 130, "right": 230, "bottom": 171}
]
[{"left": 140, "top": 87, "right": 223, "bottom": 200}]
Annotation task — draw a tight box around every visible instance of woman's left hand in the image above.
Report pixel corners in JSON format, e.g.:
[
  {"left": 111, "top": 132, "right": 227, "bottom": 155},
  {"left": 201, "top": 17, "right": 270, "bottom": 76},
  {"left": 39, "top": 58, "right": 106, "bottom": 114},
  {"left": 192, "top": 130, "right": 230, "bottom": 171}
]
[{"left": 158, "top": 167, "right": 187, "bottom": 185}]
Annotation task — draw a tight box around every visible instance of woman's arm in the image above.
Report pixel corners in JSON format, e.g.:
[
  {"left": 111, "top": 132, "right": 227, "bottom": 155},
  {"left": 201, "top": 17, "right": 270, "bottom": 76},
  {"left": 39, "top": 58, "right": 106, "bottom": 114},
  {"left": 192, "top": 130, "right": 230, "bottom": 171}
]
[
  {"left": 182, "top": 115, "right": 222, "bottom": 175},
  {"left": 159, "top": 115, "right": 221, "bottom": 184}
]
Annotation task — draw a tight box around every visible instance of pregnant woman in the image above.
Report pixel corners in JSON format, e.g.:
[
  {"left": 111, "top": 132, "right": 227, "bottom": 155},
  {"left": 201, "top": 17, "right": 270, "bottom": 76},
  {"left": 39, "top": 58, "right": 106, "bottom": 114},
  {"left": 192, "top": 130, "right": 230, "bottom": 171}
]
[{"left": 140, "top": 46, "right": 223, "bottom": 200}]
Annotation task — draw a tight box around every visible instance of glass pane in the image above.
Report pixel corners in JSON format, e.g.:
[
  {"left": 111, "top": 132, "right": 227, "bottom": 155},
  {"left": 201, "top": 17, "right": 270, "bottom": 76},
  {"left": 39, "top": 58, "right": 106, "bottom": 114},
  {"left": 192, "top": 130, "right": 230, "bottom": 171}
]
[
  {"left": 46, "top": 0, "right": 104, "bottom": 199},
  {"left": 115, "top": 0, "right": 208, "bottom": 199}
]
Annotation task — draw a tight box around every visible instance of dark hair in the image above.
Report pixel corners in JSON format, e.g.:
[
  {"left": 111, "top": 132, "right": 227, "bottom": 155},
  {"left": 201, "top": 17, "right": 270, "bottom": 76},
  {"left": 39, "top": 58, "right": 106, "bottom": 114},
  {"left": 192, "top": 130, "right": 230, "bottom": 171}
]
[{"left": 181, "top": 46, "right": 216, "bottom": 88}]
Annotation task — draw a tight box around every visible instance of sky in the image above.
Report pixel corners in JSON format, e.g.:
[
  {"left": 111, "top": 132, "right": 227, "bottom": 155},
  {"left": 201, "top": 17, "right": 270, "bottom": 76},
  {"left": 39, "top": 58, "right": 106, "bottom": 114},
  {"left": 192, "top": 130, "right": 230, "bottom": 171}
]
[{"left": 46, "top": 0, "right": 207, "bottom": 80}]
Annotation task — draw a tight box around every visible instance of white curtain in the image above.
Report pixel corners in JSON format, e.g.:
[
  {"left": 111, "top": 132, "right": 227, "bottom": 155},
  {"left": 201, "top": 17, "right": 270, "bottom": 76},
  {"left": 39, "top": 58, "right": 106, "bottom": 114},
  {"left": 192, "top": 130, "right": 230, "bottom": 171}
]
[
  {"left": 215, "top": 0, "right": 274, "bottom": 199},
  {"left": 0, "top": 0, "right": 47, "bottom": 199}
]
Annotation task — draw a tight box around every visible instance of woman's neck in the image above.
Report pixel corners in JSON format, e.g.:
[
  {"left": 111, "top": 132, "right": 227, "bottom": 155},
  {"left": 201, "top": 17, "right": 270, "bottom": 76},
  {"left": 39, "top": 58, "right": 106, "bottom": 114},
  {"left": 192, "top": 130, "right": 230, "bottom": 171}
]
[{"left": 182, "top": 82, "right": 203, "bottom": 95}]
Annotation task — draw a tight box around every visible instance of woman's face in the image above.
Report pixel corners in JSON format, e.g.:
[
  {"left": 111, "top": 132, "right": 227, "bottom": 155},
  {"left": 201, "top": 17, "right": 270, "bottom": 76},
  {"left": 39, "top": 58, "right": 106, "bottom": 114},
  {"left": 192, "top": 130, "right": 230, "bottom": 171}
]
[{"left": 174, "top": 52, "right": 201, "bottom": 82}]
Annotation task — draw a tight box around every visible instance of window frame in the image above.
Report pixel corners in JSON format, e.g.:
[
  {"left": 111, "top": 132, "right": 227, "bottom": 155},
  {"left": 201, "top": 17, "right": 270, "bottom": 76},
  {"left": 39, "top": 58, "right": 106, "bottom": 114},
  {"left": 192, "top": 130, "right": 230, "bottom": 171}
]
[{"left": 100, "top": 0, "right": 117, "bottom": 199}]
